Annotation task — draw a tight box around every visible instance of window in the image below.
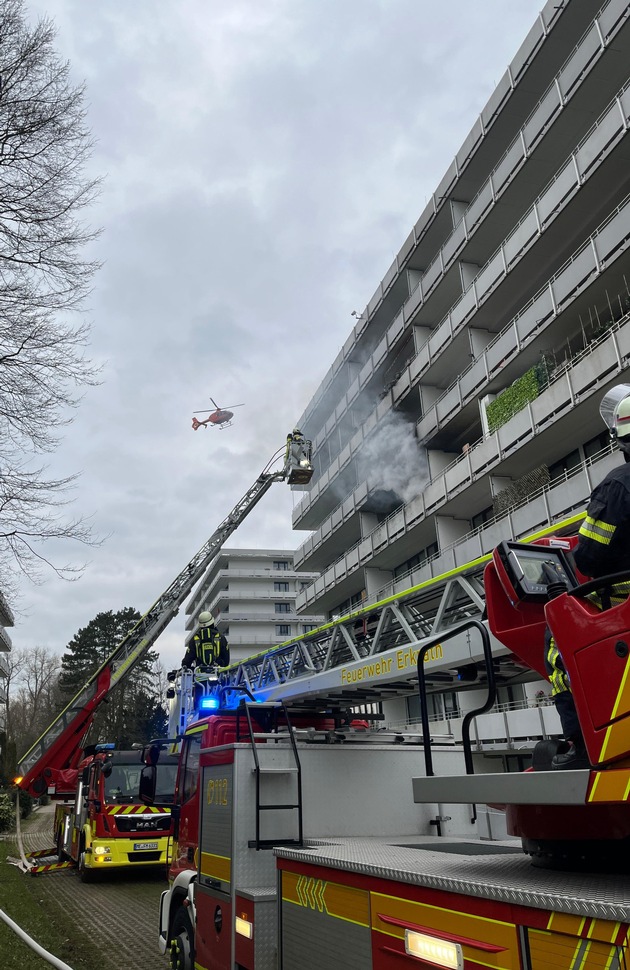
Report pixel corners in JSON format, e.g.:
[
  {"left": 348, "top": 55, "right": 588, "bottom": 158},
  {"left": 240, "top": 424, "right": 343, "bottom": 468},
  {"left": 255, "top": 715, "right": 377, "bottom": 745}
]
[
  {"left": 471, "top": 506, "right": 493, "bottom": 530},
  {"left": 273, "top": 560, "right": 289, "bottom": 570},
  {"left": 302, "top": 624, "right": 317, "bottom": 634},
  {"left": 299, "top": 581, "right": 310, "bottom": 590},
  {"left": 549, "top": 448, "right": 580, "bottom": 482},
  {"left": 276, "top": 624, "right": 290, "bottom": 636},
  {"left": 583, "top": 431, "right": 609, "bottom": 460},
  {"left": 275, "top": 602, "right": 290, "bottom": 613},
  {"left": 274, "top": 581, "right": 289, "bottom": 592},
  {"left": 180, "top": 734, "right": 201, "bottom": 805}
]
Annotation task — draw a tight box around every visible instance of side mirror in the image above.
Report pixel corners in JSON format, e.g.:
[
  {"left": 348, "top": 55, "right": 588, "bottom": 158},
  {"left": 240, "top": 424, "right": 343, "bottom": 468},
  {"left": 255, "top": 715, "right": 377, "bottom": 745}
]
[
  {"left": 101, "top": 760, "right": 113, "bottom": 777},
  {"left": 139, "top": 764, "right": 156, "bottom": 805}
]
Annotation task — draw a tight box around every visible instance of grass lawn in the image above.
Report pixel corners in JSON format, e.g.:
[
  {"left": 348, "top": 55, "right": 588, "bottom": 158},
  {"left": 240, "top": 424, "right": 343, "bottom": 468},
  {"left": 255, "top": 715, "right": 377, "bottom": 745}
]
[{"left": 0, "top": 839, "right": 102, "bottom": 970}]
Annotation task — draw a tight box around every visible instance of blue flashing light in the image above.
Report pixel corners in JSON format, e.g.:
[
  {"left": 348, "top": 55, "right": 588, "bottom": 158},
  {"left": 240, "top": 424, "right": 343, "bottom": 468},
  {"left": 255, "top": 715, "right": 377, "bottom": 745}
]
[
  {"left": 95, "top": 743, "right": 116, "bottom": 751},
  {"left": 199, "top": 696, "right": 220, "bottom": 712}
]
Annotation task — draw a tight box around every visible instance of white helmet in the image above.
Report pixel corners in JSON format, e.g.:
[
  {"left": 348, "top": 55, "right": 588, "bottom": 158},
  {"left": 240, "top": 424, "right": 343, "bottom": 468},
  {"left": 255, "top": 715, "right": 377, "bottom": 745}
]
[
  {"left": 198, "top": 610, "right": 214, "bottom": 627},
  {"left": 614, "top": 394, "right": 630, "bottom": 441}
]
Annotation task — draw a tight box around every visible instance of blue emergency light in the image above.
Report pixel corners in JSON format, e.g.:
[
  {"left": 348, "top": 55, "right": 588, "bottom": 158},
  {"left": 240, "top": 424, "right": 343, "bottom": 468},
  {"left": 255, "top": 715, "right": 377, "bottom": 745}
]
[{"left": 199, "top": 696, "right": 220, "bottom": 712}]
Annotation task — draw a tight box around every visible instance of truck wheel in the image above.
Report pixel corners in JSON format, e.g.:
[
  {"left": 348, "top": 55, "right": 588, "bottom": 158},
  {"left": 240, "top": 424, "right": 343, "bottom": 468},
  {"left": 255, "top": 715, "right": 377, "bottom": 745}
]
[
  {"left": 78, "top": 850, "right": 96, "bottom": 883},
  {"left": 169, "top": 906, "right": 194, "bottom": 970}
]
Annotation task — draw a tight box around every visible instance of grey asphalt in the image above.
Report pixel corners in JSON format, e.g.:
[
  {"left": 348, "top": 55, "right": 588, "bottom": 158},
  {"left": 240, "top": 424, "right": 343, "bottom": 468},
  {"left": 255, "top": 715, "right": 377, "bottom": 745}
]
[{"left": 7, "top": 803, "right": 170, "bottom": 970}]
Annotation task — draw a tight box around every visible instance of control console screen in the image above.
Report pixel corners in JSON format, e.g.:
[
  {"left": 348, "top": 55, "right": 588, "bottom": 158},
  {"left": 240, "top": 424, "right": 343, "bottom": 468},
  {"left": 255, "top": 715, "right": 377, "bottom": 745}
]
[{"left": 498, "top": 542, "right": 577, "bottom": 602}]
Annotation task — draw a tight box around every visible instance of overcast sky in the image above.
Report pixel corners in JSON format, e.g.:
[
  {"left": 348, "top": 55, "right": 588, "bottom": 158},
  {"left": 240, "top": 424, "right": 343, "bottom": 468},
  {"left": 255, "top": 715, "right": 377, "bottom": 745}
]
[{"left": 16, "top": 0, "right": 544, "bottom": 671}]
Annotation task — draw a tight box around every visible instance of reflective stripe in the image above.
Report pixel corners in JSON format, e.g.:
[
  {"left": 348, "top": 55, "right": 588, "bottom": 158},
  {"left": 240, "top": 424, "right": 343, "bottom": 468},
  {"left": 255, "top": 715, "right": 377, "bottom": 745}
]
[
  {"left": 579, "top": 516, "right": 616, "bottom": 546},
  {"left": 546, "top": 640, "right": 570, "bottom": 696}
]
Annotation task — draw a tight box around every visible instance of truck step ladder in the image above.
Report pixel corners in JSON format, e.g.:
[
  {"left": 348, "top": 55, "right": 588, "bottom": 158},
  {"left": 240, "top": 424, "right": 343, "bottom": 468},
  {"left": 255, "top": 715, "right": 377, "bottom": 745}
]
[{"left": 237, "top": 700, "right": 304, "bottom": 850}]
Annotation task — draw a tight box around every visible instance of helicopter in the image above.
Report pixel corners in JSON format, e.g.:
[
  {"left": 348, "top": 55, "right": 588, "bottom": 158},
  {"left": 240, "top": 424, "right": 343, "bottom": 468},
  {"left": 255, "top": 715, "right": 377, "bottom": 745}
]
[{"left": 191, "top": 397, "right": 244, "bottom": 431}]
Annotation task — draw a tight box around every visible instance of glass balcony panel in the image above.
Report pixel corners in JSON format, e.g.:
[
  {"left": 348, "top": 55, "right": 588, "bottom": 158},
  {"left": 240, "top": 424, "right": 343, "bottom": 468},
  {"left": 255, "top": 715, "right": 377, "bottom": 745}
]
[
  {"left": 334, "top": 561, "right": 347, "bottom": 581},
  {"left": 557, "top": 23, "right": 600, "bottom": 100},
  {"left": 383, "top": 258, "right": 398, "bottom": 293},
  {"left": 523, "top": 85, "right": 561, "bottom": 153},
  {"left": 493, "top": 138, "right": 525, "bottom": 196},
  {"left": 359, "top": 359, "right": 373, "bottom": 387},
  {"left": 599, "top": 0, "right": 629, "bottom": 42},
  {"left": 571, "top": 340, "right": 618, "bottom": 398},
  {"left": 399, "top": 229, "right": 415, "bottom": 264},
  {"left": 510, "top": 19, "right": 543, "bottom": 82},
  {"left": 515, "top": 288, "right": 554, "bottom": 342},
  {"left": 468, "top": 435, "right": 499, "bottom": 476},
  {"left": 442, "top": 219, "right": 467, "bottom": 269},
  {"left": 387, "top": 509, "right": 406, "bottom": 542},
  {"left": 536, "top": 161, "right": 578, "bottom": 228},
  {"left": 404, "top": 279, "right": 424, "bottom": 322},
  {"left": 416, "top": 412, "right": 437, "bottom": 445},
  {"left": 575, "top": 107, "right": 623, "bottom": 180},
  {"left": 368, "top": 288, "right": 381, "bottom": 317},
  {"left": 411, "top": 347, "right": 429, "bottom": 383},
  {"left": 456, "top": 117, "right": 484, "bottom": 172},
  {"left": 552, "top": 244, "right": 596, "bottom": 310},
  {"left": 424, "top": 478, "right": 447, "bottom": 514},
  {"left": 347, "top": 548, "right": 360, "bottom": 571},
  {"left": 460, "top": 359, "right": 487, "bottom": 400},
  {"left": 511, "top": 496, "right": 549, "bottom": 536},
  {"left": 422, "top": 254, "right": 442, "bottom": 296},
  {"left": 503, "top": 208, "right": 538, "bottom": 268},
  {"left": 595, "top": 200, "right": 630, "bottom": 266},
  {"left": 414, "top": 201, "right": 434, "bottom": 241},
  {"left": 358, "top": 538, "right": 373, "bottom": 563},
  {"left": 405, "top": 493, "right": 425, "bottom": 528},
  {"left": 387, "top": 310, "right": 404, "bottom": 347},
  {"left": 347, "top": 376, "right": 359, "bottom": 406},
  {"left": 486, "top": 328, "right": 518, "bottom": 376},
  {"left": 475, "top": 250, "right": 504, "bottom": 303},
  {"left": 434, "top": 159, "right": 458, "bottom": 206},
  {"left": 393, "top": 369, "right": 411, "bottom": 405},
  {"left": 373, "top": 336, "right": 387, "bottom": 368},
  {"left": 436, "top": 386, "right": 461, "bottom": 425},
  {"left": 450, "top": 286, "right": 477, "bottom": 335},
  {"left": 497, "top": 408, "right": 533, "bottom": 453},
  {"left": 482, "top": 70, "right": 511, "bottom": 130},
  {"left": 530, "top": 381, "right": 571, "bottom": 431},
  {"left": 465, "top": 181, "right": 494, "bottom": 232},
  {"left": 444, "top": 459, "right": 470, "bottom": 494},
  {"left": 428, "top": 319, "right": 451, "bottom": 359}
]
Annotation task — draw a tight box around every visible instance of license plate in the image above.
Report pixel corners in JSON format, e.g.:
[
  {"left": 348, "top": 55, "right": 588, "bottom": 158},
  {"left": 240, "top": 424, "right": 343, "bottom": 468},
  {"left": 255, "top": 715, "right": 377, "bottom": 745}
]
[{"left": 134, "top": 842, "right": 158, "bottom": 850}]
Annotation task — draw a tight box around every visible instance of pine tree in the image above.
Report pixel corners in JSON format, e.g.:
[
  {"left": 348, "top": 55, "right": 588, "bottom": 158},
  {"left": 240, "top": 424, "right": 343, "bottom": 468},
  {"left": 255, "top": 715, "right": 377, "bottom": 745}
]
[{"left": 59, "top": 608, "right": 167, "bottom": 746}]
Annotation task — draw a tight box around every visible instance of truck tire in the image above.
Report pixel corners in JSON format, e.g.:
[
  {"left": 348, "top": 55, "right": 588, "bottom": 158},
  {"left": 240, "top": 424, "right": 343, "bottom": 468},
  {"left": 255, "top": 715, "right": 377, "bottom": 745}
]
[
  {"left": 169, "top": 906, "right": 195, "bottom": 970},
  {"left": 78, "top": 849, "right": 96, "bottom": 883}
]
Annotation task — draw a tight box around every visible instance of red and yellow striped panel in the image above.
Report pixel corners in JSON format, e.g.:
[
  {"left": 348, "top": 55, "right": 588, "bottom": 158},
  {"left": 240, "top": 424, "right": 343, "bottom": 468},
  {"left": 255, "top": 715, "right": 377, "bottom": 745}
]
[
  {"left": 105, "top": 805, "right": 168, "bottom": 814},
  {"left": 371, "top": 891, "right": 520, "bottom": 969}
]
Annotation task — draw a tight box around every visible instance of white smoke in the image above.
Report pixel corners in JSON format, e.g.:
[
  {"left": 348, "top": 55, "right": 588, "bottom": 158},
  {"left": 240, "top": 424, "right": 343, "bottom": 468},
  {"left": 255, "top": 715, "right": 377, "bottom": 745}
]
[{"left": 357, "top": 410, "right": 429, "bottom": 507}]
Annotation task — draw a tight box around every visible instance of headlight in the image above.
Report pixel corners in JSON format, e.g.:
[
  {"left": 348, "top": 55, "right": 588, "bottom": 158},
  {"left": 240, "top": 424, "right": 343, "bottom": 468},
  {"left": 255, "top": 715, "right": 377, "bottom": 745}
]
[{"left": 94, "top": 845, "right": 111, "bottom": 856}]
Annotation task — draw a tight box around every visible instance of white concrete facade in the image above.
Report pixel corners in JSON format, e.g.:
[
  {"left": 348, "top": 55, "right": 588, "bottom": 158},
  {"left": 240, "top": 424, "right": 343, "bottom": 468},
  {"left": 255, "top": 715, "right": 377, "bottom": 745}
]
[
  {"left": 289, "top": 0, "right": 630, "bottom": 737},
  {"left": 185, "top": 549, "right": 324, "bottom": 666}
]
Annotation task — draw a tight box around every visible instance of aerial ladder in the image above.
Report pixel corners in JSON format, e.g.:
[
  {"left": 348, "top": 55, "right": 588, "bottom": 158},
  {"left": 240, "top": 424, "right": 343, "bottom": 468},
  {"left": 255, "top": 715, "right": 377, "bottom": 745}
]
[{"left": 16, "top": 433, "right": 313, "bottom": 800}]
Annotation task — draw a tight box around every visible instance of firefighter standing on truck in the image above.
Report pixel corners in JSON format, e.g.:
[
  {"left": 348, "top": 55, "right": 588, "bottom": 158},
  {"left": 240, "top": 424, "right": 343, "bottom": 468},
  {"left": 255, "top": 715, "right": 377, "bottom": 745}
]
[
  {"left": 182, "top": 611, "right": 230, "bottom": 669},
  {"left": 547, "top": 385, "right": 630, "bottom": 769}
]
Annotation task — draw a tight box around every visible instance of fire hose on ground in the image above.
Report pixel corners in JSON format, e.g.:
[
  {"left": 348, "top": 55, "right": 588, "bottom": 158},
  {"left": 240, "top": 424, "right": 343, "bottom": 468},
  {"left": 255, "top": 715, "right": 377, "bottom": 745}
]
[{"left": 0, "top": 791, "right": 76, "bottom": 970}]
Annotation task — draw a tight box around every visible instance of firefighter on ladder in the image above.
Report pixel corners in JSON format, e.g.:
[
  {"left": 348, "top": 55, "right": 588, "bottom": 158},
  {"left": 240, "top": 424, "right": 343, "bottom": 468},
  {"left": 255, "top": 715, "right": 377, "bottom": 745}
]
[
  {"left": 547, "top": 386, "right": 630, "bottom": 769},
  {"left": 182, "top": 611, "right": 230, "bottom": 670}
]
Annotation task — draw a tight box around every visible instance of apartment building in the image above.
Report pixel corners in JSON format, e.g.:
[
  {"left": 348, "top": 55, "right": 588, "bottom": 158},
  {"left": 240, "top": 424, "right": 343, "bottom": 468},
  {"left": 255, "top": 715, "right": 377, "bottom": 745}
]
[
  {"left": 293, "top": 0, "right": 630, "bottom": 622},
  {"left": 0, "top": 591, "right": 14, "bottom": 733},
  {"left": 185, "top": 549, "right": 324, "bottom": 666}
]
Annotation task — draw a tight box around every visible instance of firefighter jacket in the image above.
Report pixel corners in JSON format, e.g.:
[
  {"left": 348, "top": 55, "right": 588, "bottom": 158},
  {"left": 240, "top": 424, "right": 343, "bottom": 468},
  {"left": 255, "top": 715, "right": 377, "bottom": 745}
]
[
  {"left": 573, "top": 460, "right": 630, "bottom": 581},
  {"left": 182, "top": 627, "right": 230, "bottom": 669}
]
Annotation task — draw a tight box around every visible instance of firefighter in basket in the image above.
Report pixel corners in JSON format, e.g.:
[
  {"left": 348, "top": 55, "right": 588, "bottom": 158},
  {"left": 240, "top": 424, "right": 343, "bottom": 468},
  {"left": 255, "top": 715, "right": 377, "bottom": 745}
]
[
  {"left": 547, "top": 384, "right": 630, "bottom": 769},
  {"left": 181, "top": 611, "right": 230, "bottom": 670}
]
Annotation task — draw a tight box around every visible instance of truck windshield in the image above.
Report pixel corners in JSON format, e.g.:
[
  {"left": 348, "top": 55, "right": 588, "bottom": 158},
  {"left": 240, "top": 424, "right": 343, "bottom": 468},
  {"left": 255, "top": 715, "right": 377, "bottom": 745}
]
[{"left": 104, "top": 760, "right": 178, "bottom": 804}]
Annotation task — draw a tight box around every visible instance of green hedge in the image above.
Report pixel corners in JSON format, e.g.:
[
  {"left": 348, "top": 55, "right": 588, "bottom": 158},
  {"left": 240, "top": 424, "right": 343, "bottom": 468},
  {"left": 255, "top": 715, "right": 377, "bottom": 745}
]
[{"left": 486, "top": 359, "right": 551, "bottom": 433}]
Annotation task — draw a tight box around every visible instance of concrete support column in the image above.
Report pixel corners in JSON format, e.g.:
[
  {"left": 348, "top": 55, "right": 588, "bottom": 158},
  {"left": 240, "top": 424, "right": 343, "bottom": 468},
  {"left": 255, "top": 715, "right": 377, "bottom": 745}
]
[
  {"left": 413, "top": 325, "right": 431, "bottom": 354},
  {"left": 469, "top": 328, "right": 493, "bottom": 359},
  {"left": 450, "top": 199, "right": 468, "bottom": 227},
  {"left": 359, "top": 512, "right": 380, "bottom": 539},
  {"left": 435, "top": 515, "right": 471, "bottom": 548},
  {"left": 407, "top": 268, "right": 423, "bottom": 295},
  {"left": 459, "top": 261, "right": 480, "bottom": 290},
  {"left": 365, "top": 566, "right": 394, "bottom": 599}
]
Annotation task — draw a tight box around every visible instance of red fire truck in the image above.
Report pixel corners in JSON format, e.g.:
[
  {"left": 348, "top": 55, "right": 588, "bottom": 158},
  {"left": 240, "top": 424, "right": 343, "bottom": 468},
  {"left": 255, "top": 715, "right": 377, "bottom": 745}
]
[
  {"left": 147, "top": 531, "right": 630, "bottom": 970},
  {"left": 14, "top": 436, "right": 312, "bottom": 878}
]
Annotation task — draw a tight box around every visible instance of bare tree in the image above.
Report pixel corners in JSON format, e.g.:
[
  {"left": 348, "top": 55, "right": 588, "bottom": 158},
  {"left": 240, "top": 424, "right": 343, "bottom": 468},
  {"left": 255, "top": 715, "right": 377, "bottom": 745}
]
[
  {"left": 0, "top": 0, "right": 101, "bottom": 590},
  {"left": 4, "top": 645, "right": 61, "bottom": 772}
]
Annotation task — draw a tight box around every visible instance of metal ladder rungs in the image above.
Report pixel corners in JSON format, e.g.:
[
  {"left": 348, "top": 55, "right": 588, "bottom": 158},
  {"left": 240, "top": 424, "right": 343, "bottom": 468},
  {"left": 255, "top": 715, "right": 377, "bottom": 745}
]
[
  {"left": 259, "top": 803, "right": 299, "bottom": 811},
  {"left": 255, "top": 766, "right": 298, "bottom": 774}
]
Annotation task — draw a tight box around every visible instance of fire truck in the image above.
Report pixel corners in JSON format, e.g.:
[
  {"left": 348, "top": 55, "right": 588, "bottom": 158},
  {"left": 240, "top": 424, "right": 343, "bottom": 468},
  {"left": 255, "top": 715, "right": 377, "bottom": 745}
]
[
  {"left": 14, "top": 434, "right": 313, "bottom": 878},
  {"left": 145, "top": 522, "right": 630, "bottom": 970}
]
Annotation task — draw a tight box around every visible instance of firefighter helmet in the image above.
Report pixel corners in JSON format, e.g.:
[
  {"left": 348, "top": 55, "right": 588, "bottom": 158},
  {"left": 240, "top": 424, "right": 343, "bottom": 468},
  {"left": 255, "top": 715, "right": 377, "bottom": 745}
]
[
  {"left": 198, "top": 610, "right": 214, "bottom": 627},
  {"left": 614, "top": 394, "right": 630, "bottom": 440}
]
